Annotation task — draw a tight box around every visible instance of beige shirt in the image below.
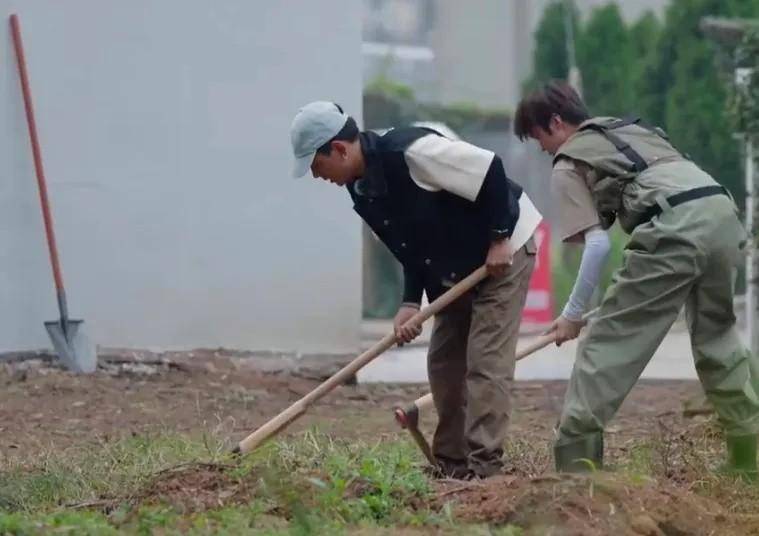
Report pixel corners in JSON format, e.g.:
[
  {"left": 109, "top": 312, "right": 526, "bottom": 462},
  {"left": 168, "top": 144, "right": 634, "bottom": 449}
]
[
  {"left": 552, "top": 158, "right": 601, "bottom": 242},
  {"left": 404, "top": 134, "right": 542, "bottom": 250},
  {"left": 404, "top": 134, "right": 493, "bottom": 201}
]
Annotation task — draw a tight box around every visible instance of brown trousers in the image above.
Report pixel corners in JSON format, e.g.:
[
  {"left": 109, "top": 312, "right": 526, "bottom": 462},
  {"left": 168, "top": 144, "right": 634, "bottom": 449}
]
[{"left": 427, "top": 239, "right": 536, "bottom": 476}]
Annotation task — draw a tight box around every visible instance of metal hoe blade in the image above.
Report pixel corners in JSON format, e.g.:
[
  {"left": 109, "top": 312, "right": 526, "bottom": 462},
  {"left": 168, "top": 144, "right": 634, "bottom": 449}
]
[{"left": 44, "top": 319, "right": 97, "bottom": 373}]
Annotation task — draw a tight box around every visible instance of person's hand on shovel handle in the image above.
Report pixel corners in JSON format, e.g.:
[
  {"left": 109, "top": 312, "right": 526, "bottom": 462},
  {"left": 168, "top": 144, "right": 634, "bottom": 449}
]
[
  {"left": 545, "top": 315, "right": 586, "bottom": 346},
  {"left": 485, "top": 237, "right": 514, "bottom": 277},
  {"left": 394, "top": 305, "right": 422, "bottom": 346}
]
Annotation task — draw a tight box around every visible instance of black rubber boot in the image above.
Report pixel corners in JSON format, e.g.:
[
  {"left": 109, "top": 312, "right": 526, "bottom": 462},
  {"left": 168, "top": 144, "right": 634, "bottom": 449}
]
[
  {"left": 554, "top": 432, "right": 604, "bottom": 473},
  {"left": 722, "top": 434, "right": 758, "bottom": 481}
]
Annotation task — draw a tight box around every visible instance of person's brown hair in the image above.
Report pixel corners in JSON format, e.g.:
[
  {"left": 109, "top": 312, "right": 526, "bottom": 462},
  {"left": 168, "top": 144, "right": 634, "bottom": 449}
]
[{"left": 514, "top": 80, "right": 589, "bottom": 140}]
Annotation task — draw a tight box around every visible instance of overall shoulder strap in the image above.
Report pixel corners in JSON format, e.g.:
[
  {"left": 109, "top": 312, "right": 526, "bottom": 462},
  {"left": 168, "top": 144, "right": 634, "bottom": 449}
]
[{"left": 579, "top": 118, "right": 648, "bottom": 173}]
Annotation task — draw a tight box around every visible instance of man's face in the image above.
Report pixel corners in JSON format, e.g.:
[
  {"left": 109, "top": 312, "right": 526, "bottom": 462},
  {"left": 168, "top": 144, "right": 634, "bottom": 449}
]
[
  {"left": 529, "top": 116, "right": 573, "bottom": 156},
  {"left": 310, "top": 141, "right": 356, "bottom": 186},
  {"left": 530, "top": 125, "right": 566, "bottom": 156}
]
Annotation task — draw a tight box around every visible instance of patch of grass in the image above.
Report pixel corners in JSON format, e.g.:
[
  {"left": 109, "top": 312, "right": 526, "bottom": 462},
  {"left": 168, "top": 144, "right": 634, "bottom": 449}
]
[
  {"left": 613, "top": 417, "right": 759, "bottom": 518},
  {"left": 0, "top": 427, "right": 441, "bottom": 534},
  {"left": 4, "top": 421, "right": 759, "bottom": 534},
  {"left": 495, "top": 527, "right": 524, "bottom": 536},
  {"left": 619, "top": 443, "right": 655, "bottom": 484},
  {"left": 251, "top": 429, "right": 435, "bottom": 526},
  {"left": 0, "top": 432, "right": 226, "bottom": 513},
  {"left": 502, "top": 438, "right": 550, "bottom": 477},
  {"left": 0, "top": 510, "right": 118, "bottom": 535}
]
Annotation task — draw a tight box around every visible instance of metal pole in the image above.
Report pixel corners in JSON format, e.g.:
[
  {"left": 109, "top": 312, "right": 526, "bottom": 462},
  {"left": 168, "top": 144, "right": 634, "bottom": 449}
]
[
  {"left": 563, "top": 0, "right": 582, "bottom": 95},
  {"left": 747, "top": 138, "right": 758, "bottom": 356}
]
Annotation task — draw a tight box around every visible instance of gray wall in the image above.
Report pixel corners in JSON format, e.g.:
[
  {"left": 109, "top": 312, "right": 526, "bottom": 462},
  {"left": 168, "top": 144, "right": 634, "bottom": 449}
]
[
  {"left": 431, "top": 0, "right": 518, "bottom": 110},
  {"left": 0, "top": 1, "right": 363, "bottom": 354},
  {"left": 368, "top": 0, "right": 670, "bottom": 111}
]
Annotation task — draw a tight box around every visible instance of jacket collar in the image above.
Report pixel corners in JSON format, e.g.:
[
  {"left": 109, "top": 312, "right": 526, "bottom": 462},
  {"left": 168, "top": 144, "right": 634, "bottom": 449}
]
[{"left": 351, "top": 131, "right": 388, "bottom": 198}]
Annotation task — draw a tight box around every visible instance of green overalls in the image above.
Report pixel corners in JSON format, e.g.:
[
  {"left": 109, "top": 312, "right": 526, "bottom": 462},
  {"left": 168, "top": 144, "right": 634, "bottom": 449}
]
[{"left": 553, "top": 117, "right": 759, "bottom": 476}]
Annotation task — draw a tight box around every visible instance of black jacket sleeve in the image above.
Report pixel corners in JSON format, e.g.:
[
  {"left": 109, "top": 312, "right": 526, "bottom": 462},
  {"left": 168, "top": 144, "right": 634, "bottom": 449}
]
[
  {"left": 402, "top": 264, "right": 424, "bottom": 305},
  {"left": 475, "top": 155, "right": 522, "bottom": 240}
]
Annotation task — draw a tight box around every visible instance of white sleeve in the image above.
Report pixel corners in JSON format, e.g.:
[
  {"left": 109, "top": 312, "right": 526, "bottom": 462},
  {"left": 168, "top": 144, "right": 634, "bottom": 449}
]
[
  {"left": 404, "top": 134, "right": 494, "bottom": 201},
  {"left": 561, "top": 228, "right": 611, "bottom": 321}
]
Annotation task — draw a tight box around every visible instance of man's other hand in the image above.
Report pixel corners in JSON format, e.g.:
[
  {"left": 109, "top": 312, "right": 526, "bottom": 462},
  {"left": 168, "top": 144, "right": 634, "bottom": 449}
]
[
  {"left": 486, "top": 238, "right": 514, "bottom": 277},
  {"left": 393, "top": 305, "right": 422, "bottom": 346}
]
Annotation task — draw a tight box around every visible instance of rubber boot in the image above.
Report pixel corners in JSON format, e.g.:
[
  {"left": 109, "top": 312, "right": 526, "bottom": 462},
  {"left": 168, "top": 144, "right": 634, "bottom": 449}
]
[
  {"left": 554, "top": 432, "right": 604, "bottom": 473},
  {"left": 722, "top": 434, "right": 757, "bottom": 481}
]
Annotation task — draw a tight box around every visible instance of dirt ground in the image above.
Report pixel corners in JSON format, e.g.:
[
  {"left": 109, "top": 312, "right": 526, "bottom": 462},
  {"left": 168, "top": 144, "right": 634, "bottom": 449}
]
[
  {"left": 1, "top": 352, "right": 699, "bottom": 460},
  {"left": 0, "top": 352, "right": 428, "bottom": 458},
  {"left": 2, "top": 353, "right": 757, "bottom": 534}
]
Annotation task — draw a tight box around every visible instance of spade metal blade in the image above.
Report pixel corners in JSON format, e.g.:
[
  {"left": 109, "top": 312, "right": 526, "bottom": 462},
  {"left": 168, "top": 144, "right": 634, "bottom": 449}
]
[{"left": 44, "top": 319, "right": 97, "bottom": 373}]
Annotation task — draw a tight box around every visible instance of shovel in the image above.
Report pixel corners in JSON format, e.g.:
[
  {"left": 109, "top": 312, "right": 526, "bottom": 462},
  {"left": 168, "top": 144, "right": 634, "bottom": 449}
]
[
  {"left": 11, "top": 14, "right": 97, "bottom": 373},
  {"left": 233, "top": 266, "right": 489, "bottom": 454},
  {"left": 395, "top": 307, "right": 600, "bottom": 462}
]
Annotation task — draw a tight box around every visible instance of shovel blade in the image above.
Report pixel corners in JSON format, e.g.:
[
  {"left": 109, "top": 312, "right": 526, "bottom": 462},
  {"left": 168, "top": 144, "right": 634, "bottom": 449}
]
[{"left": 44, "top": 320, "right": 97, "bottom": 373}]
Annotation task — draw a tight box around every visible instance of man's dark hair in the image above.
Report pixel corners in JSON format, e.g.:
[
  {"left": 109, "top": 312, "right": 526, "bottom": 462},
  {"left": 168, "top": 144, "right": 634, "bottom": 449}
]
[
  {"left": 514, "top": 81, "right": 590, "bottom": 140},
  {"left": 316, "top": 103, "right": 360, "bottom": 155}
]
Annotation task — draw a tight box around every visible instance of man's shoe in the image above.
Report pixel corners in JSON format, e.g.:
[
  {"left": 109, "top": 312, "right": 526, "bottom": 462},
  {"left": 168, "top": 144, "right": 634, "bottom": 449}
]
[{"left": 427, "top": 457, "right": 471, "bottom": 480}]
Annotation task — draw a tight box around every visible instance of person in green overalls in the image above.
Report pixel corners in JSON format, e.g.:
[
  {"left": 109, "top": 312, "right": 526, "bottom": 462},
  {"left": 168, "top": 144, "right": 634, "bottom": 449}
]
[{"left": 514, "top": 80, "right": 759, "bottom": 478}]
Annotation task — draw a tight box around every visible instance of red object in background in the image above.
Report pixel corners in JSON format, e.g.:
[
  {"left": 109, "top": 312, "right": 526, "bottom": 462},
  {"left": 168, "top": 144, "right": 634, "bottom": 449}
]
[{"left": 522, "top": 221, "right": 553, "bottom": 326}]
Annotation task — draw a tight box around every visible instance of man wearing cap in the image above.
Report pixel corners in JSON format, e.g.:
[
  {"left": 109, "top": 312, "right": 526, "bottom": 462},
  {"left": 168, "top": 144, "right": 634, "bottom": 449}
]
[{"left": 289, "top": 101, "right": 542, "bottom": 479}]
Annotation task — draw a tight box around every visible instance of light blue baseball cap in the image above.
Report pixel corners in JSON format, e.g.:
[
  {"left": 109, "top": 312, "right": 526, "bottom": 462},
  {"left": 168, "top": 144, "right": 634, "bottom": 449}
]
[{"left": 290, "top": 101, "right": 350, "bottom": 178}]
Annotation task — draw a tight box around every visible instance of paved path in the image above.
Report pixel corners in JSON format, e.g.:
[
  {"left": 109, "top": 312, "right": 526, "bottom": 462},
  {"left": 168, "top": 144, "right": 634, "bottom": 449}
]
[{"left": 358, "top": 324, "right": 745, "bottom": 383}]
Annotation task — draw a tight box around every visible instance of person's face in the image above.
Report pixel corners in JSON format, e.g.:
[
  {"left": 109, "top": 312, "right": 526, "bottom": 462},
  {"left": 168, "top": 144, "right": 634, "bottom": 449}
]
[
  {"left": 310, "top": 141, "right": 358, "bottom": 186},
  {"left": 530, "top": 115, "right": 573, "bottom": 156}
]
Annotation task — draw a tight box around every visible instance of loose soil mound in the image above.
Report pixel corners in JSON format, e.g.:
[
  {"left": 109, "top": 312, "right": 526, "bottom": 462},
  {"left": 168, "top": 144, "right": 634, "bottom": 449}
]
[
  {"left": 435, "top": 473, "right": 759, "bottom": 535},
  {"left": 137, "top": 462, "right": 256, "bottom": 513}
]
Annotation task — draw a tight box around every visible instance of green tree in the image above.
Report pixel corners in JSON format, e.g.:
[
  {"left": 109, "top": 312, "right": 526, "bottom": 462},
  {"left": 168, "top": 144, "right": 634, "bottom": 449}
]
[
  {"left": 527, "top": 0, "right": 759, "bottom": 202},
  {"left": 630, "top": 11, "right": 661, "bottom": 63},
  {"left": 666, "top": 40, "right": 741, "bottom": 197},
  {"left": 523, "top": 0, "right": 579, "bottom": 93},
  {"left": 634, "top": 0, "right": 759, "bottom": 206},
  {"left": 576, "top": 3, "right": 635, "bottom": 115},
  {"left": 628, "top": 11, "right": 661, "bottom": 114}
]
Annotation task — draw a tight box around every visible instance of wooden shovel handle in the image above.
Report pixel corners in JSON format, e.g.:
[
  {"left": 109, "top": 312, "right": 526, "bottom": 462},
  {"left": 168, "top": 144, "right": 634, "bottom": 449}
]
[
  {"left": 404, "top": 332, "right": 558, "bottom": 416},
  {"left": 10, "top": 14, "right": 65, "bottom": 294},
  {"left": 235, "top": 266, "right": 489, "bottom": 454},
  {"left": 405, "top": 307, "right": 599, "bottom": 415}
]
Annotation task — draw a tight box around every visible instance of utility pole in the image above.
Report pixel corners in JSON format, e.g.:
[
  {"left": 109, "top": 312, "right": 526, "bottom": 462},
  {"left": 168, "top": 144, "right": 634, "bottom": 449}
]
[
  {"left": 736, "top": 65, "right": 758, "bottom": 356},
  {"left": 563, "top": 0, "right": 582, "bottom": 96},
  {"left": 746, "top": 136, "right": 758, "bottom": 356}
]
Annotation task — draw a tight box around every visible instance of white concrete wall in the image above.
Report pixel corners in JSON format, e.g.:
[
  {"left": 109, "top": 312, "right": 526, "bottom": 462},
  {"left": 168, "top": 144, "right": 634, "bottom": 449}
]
[
  {"left": 0, "top": 1, "right": 363, "bottom": 354},
  {"left": 431, "top": 0, "right": 517, "bottom": 110}
]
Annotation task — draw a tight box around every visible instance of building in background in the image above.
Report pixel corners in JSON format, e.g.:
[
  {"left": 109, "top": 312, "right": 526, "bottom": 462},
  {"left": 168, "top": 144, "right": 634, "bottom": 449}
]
[
  {"left": 361, "top": 0, "right": 671, "bottom": 221},
  {"left": 363, "top": 0, "right": 668, "bottom": 111},
  {"left": 362, "top": 0, "right": 437, "bottom": 101},
  {"left": 1, "top": 1, "right": 363, "bottom": 355},
  {"left": 360, "top": 0, "right": 669, "bottom": 320}
]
